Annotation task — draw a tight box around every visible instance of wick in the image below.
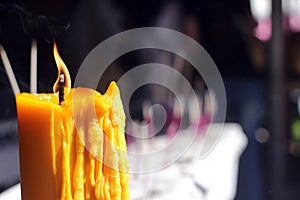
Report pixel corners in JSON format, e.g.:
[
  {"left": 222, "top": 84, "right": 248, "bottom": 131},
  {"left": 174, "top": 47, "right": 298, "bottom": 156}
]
[{"left": 59, "top": 73, "right": 65, "bottom": 106}]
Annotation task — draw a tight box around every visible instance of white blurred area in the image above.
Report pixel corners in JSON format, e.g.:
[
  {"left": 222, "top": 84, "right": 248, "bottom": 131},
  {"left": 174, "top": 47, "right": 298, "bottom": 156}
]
[
  {"left": 251, "top": 0, "right": 300, "bottom": 40},
  {"left": 128, "top": 123, "right": 247, "bottom": 200}
]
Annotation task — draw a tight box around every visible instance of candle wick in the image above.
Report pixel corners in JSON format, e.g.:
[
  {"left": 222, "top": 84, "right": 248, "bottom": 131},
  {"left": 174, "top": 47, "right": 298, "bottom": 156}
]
[{"left": 59, "top": 73, "right": 65, "bottom": 106}]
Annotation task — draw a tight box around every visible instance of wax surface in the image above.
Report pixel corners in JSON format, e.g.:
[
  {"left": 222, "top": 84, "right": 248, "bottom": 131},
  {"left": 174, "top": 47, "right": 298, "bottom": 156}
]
[{"left": 16, "top": 82, "right": 130, "bottom": 200}]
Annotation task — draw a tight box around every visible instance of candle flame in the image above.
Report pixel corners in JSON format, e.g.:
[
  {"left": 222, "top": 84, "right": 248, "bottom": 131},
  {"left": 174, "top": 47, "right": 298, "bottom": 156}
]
[{"left": 53, "top": 43, "right": 71, "bottom": 96}]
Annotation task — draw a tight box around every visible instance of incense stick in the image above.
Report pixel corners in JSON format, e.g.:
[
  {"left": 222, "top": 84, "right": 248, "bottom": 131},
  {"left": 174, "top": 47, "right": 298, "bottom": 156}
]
[
  {"left": 0, "top": 45, "right": 20, "bottom": 96},
  {"left": 30, "top": 40, "right": 37, "bottom": 93}
]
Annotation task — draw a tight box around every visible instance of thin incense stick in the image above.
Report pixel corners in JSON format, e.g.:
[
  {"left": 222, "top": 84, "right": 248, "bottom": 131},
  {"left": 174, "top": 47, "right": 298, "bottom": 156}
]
[
  {"left": 30, "top": 40, "right": 37, "bottom": 93},
  {"left": 0, "top": 45, "right": 20, "bottom": 96}
]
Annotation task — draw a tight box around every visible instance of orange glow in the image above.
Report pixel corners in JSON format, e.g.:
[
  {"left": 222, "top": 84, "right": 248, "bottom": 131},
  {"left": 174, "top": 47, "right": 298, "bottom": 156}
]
[{"left": 53, "top": 43, "right": 71, "bottom": 96}]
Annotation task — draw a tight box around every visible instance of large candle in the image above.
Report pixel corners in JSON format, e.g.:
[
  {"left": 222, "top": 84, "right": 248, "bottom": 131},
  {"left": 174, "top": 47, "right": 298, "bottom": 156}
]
[{"left": 16, "top": 44, "right": 130, "bottom": 200}]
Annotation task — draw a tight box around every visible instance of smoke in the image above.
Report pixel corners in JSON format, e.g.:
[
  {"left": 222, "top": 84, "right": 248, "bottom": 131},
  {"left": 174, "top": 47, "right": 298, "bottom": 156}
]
[{"left": 0, "top": 1, "right": 70, "bottom": 43}]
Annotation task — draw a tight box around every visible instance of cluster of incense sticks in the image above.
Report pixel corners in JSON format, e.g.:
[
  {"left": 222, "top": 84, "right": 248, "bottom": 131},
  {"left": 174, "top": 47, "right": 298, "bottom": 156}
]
[{"left": 1, "top": 40, "right": 37, "bottom": 96}]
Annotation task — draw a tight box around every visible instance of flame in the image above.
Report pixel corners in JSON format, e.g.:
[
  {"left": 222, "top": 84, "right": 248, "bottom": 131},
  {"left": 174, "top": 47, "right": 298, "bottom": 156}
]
[{"left": 53, "top": 43, "right": 71, "bottom": 96}]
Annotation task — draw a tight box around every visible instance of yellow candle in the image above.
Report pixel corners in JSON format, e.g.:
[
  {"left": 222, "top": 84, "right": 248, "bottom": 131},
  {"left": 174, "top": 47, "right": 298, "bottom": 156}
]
[{"left": 16, "top": 44, "right": 130, "bottom": 200}]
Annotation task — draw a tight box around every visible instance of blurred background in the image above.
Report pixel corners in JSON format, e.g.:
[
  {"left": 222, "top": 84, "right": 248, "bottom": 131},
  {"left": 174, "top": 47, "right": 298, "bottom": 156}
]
[{"left": 0, "top": 0, "right": 300, "bottom": 199}]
